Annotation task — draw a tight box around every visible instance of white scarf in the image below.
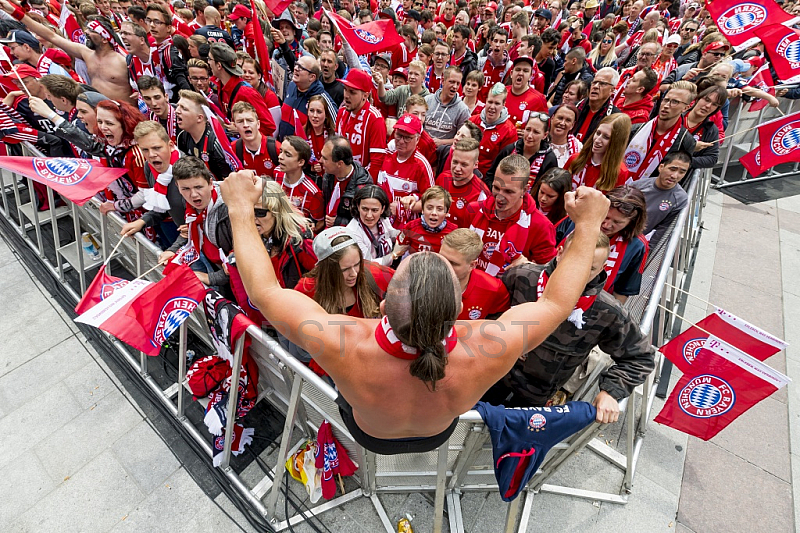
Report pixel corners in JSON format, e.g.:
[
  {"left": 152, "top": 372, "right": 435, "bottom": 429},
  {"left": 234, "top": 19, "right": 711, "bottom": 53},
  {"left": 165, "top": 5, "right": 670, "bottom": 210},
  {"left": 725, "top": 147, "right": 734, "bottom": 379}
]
[
  {"left": 623, "top": 117, "right": 682, "bottom": 182},
  {"left": 142, "top": 164, "right": 173, "bottom": 212}
]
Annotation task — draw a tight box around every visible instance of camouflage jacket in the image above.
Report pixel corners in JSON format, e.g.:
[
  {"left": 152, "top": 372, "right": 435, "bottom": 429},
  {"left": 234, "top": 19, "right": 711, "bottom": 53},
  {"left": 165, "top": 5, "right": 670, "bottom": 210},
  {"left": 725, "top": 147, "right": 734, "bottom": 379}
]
[{"left": 495, "top": 261, "right": 655, "bottom": 405}]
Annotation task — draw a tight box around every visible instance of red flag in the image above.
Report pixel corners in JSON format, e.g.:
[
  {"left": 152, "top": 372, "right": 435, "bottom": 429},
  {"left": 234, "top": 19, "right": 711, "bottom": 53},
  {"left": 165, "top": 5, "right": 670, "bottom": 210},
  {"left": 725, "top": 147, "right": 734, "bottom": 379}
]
[
  {"left": 327, "top": 11, "right": 404, "bottom": 56},
  {"left": 739, "top": 146, "right": 765, "bottom": 177},
  {"left": 76, "top": 265, "right": 206, "bottom": 355},
  {"left": 753, "top": 24, "right": 800, "bottom": 82},
  {"left": 0, "top": 157, "right": 128, "bottom": 205},
  {"left": 707, "top": 0, "right": 799, "bottom": 49},
  {"left": 74, "top": 265, "right": 152, "bottom": 315},
  {"left": 264, "top": 0, "right": 292, "bottom": 17},
  {"left": 747, "top": 63, "right": 776, "bottom": 112},
  {"left": 757, "top": 110, "right": 800, "bottom": 169},
  {"left": 58, "top": 4, "right": 86, "bottom": 45},
  {"left": 162, "top": 242, "right": 200, "bottom": 276},
  {"left": 655, "top": 336, "right": 789, "bottom": 440},
  {"left": 659, "top": 308, "right": 787, "bottom": 374},
  {"left": 249, "top": 1, "right": 274, "bottom": 87},
  {"left": 315, "top": 420, "right": 358, "bottom": 500},
  {"left": 202, "top": 107, "right": 243, "bottom": 173}
]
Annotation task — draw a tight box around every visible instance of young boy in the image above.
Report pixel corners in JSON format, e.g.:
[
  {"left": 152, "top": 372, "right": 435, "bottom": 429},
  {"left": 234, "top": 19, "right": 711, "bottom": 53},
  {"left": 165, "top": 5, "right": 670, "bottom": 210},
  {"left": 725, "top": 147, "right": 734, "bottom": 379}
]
[{"left": 393, "top": 186, "right": 457, "bottom": 256}]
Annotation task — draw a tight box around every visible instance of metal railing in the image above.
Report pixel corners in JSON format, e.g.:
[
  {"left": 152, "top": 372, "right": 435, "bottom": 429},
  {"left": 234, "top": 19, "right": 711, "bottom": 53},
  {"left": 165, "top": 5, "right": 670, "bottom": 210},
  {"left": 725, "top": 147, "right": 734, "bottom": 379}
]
[{"left": 0, "top": 146, "right": 709, "bottom": 532}]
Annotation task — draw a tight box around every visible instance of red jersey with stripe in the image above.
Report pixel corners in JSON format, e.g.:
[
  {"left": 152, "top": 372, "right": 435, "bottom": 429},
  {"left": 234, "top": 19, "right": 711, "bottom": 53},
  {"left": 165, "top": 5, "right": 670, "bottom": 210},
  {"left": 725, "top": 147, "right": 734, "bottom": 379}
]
[
  {"left": 275, "top": 172, "right": 324, "bottom": 221},
  {"left": 469, "top": 115, "right": 518, "bottom": 175},
  {"left": 335, "top": 101, "right": 387, "bottom": 180},
  {"left": 436, "top": 172, "right": 490, "bottom": 228},
  {"left": 458, "top": 269, "right": 511, "bottom": 320},
  {"left": 239, "top": 136, "right": 278, "bottom": 179},
  {"left": 479, "top": 56, "right": 512, "bottom": 101},
  {"left": 377, "top": 149, "right": 435, "bottom": 201},
  {"left": 397, "top": 218, "right": 457, "bottom": 253},
  {"left": 506, "top": 87, "right": 548, "bottom": 129}
]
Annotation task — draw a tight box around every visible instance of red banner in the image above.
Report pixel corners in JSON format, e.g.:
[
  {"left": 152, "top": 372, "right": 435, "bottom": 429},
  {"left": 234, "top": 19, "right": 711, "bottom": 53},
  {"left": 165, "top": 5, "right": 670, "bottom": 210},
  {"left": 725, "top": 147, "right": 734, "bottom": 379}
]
[
  {"left": 328, "top": 11, "right": 404, "bottom": 56},
  {"left": 659, "top": 308, "right": 787, "bottom": 374},
  {"left": 747, "top": 63, "right": 776, "bottom": 112},
  {"left": 59, "top": 5, "right": 86, "bottom": 45},
  {"left": 655, "top": 336, "right": 789, "bottom": 440},
  {"left": 74, "top": 265, "right": 152, "bottom": 315},
  {"left": 757, "top": 110, "right": 800, "bottom": 169},
  {"left": 76, "top": 265, "right": 205, "bottom": 355},
  {"left": 739, "top": 146, "right": 765, "bottom": 177},
  {"left": 264, "top": 0, "right": 292, "bottom": 17},
  {"left": 0, "top": 157, "right": 128, "bottom": 205},
  {"left": 249, "top": 0, "right": 274, "bottom": 87},
  {"left": 753, "top": 24, "right": 800, "bottom": 82},
  {"left": 707, "top": 0, "right": 799, "bottom": 49}
]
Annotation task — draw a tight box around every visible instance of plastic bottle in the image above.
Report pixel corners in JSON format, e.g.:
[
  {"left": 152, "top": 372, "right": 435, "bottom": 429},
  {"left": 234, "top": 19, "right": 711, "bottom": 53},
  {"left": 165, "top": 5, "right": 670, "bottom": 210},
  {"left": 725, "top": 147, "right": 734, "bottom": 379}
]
[
  {"left": 81, "top": 232, "right": 100, "bottom": 260},
  {"left": 397, "top": 514, "right": 414, "bottom": 533}
]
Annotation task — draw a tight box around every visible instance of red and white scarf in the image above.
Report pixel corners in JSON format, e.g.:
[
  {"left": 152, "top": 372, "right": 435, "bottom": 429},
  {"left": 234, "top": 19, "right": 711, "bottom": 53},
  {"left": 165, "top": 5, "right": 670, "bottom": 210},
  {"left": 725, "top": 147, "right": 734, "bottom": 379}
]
[
  {"left": 623, "top": 117, "right": 683, "bottom": 182},
  {"left": 537, "top": 268, "right": 597, "bottom": 329},
  {"left": 185, "top": 185, "right": 223, "bottom": 265},
  {"left": 470, "top": 195, "right": 534, "bottom": 277},
  {"left": 36, "top": 53, "right": 52, "bottom": 77},
  {"left": 86, "top": 20, "right": 124, "bottom": 54},
  {"left": 142, "top": 150, "right": 180, "bottom": 212},
  {"left": 603, "top": 234, "right": 629, "bottom": 293},
  {"left": 374, "top": 315, "right": 457, "bottom": 360},
  {"left": 150, "top": 104, "right": 178, "bottom": 141}
]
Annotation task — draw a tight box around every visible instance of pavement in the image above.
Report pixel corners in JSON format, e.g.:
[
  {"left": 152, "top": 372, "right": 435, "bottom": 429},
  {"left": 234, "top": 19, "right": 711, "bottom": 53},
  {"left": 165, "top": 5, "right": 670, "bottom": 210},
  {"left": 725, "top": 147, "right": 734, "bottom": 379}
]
[{"left": 0, "top": 185, "right": 797, "bottom": 533}]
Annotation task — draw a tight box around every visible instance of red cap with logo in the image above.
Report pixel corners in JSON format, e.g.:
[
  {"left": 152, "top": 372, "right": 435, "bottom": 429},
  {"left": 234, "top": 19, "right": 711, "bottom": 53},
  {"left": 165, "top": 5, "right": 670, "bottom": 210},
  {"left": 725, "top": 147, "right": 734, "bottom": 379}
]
[
  {"left": 393, "top": 114, "right": 422, "bottom": 135},
  {"left": 341, "top": 69, "right": 374, "bottom": 94}
]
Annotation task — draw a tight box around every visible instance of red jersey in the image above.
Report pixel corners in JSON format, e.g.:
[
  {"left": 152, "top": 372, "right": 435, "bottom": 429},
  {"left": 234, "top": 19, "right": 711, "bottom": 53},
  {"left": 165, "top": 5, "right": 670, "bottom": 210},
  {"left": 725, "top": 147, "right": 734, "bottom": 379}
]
[
  {"left": 458, "top": 269, "right": 511, "bottom": 320},
  {"left": 238, "top": 136, "right": 278, "bottom": 179},
  {"left": 425, "top": 66, "right": 444, "bottom": 94},
  {"left": 389, "top": 42, "right": 414, "bottom": 71},
  {"left": 479, "top": 55, "right": 512, "bottom": 101},
  {"left": 566, "top": 154, "right": 630, "bottom": 190},
  {"left": 336, "top": 101, "right": 387, "bottom": 180},
  {"left": 276, "top": 172, "right": 324, "bottom": 221},
  {"left": 434, "top": 15, "right": 456, "bottom": 28},
  {"left": 417, "top": 130, "right": 437, "bottom": 162},
  {"left": 469, "top": 115, "right": 518, "bottom": 176},
  {"left": 436, "top": 172, "right": 490, "bottom": 228},
  {"left": 294, "top": 262, "right": 394, "bottom": 317},
  {"left": 219, "top": 76, "right": 276, "bottom": 137},
  {"left": 397, "top": 218, "right": 457, "bottom": 253},
  {"left": 506, "top": 87, "right": 548, "bottom": 129},
  {"left": 377, "top": 149, "right": 435, "bottom": 201}
]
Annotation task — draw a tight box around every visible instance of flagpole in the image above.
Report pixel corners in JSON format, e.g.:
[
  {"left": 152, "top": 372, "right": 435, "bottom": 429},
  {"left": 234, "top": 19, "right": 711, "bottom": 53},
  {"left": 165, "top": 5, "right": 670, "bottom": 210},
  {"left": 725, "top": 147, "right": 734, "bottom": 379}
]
[
  {"left": 103, "top": 236, "right": 127, "bottom": 266},
  {"left": 664, "top": 282, "right": 716, "bottom": 309},
  {"left": 134, "top": 260, "right": 167, "bottom": 280},
  {"left": 707, "top": 111, "right": 795, "bottom": 144},
  {"left": 657, "top": 304, "right": 715, "bottom": 338}
]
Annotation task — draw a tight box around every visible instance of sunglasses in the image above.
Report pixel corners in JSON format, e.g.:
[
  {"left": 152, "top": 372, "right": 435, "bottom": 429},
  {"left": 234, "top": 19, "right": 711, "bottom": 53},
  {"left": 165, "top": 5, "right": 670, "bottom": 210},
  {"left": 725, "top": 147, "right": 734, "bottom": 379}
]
[
  {"left": 610, "top": 199, "right": 639, "bottom": 216},
  {"left": 254, "top": 207, "right": 269, "bottom": 218}
]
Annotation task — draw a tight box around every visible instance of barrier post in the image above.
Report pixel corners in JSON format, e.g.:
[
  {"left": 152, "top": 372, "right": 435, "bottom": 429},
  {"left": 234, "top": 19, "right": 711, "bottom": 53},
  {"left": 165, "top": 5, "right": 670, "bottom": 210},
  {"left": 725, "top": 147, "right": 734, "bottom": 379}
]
[
  {"left": 176, "top": 322, "right": 188, "bottom": 419},
  {"left": 220, "top": 333, "right": 246, "bottom": 469},
  {"left": 432, "top": 442, "right": 449, "bottom": 533},
  {"left": 266, "top": 372, "right": 305, "bottom": 518},
  {"left": 716, "top": 99, "right": 742, "bottom": 186}
]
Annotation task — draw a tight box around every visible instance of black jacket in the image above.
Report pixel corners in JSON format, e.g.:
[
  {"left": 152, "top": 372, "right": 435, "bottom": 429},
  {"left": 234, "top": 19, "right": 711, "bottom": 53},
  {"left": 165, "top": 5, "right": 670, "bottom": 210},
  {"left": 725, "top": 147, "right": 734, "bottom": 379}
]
[
  {"left": 687, "top": 117, "right": 720, "bottom": 171},
  {"left": 140, "top": 162, "right": 187, "bottom": 229},
  {"left": 549, "top": 62, "right": 594, "bottom": 106},
  {"left": 161, "top": 43, "right": 192, "bottom": 102},
  {"left": 177, "top": 125, "right": 234, "bottom": 181},
  {"left": 573, "top": 97, "right": 620, "bottom": 142},
  {"left": 456, "top": 49, "right": 479, "bottom": 80},
  {"left": 321, "top": 161, "right": 373, "bottom": 227}
]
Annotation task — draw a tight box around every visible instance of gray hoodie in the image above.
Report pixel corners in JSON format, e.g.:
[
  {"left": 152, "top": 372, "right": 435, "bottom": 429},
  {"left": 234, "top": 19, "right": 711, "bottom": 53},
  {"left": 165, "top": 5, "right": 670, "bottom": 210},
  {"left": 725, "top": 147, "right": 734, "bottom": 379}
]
[{"left": 424, "top": 89, "right": 470, "bottom": 140}]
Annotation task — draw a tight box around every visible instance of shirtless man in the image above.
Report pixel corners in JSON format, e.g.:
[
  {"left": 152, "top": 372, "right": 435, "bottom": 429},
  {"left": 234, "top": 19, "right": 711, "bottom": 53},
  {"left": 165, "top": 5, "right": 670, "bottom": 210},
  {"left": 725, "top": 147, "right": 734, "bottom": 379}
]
[
  {"left": 220, "top": 171, "right": 610, "bottom": 454},
  {"left": 0, "top": 0, "right": 132, "bottom": 102}
]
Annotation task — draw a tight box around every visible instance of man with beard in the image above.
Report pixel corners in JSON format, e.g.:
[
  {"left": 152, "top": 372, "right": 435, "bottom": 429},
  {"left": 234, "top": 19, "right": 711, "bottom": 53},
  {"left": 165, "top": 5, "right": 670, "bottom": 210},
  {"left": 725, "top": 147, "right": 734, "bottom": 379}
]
[
  {"left": 1, "top": 1, "right": 133, "bottom": 103},
  {"left": 336, "top": 69, "right": 387, "bottom": 181},
  {"left": 138, "top": 76, "right": 179, "bottom": 142},
  {"left": 477, "top": 27, "right": 511, "bottom": 101},
  {"left": 469, "top": 83, "right": 518, "bottom": 181},
  {"left": 573, "top": 67, "right": 620, "bottom": 142},
  {"left": 175, "top": 90, "right": 235, "bottom": 180}
]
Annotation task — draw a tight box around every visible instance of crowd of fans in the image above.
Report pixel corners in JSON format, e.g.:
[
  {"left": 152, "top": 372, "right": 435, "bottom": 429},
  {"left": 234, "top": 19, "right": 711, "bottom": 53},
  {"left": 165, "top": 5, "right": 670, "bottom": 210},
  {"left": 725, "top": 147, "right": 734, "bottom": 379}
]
[{"left": 0, "top": 0, "right": 788, "bottom": 413}]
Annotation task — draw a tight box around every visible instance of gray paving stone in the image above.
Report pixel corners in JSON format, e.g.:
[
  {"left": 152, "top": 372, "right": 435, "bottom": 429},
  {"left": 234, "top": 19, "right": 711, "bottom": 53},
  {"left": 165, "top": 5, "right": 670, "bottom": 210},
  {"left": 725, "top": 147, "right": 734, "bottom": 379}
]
[
  {"left": 721, "top": 196, "right": 779, "bottom": 231},
  {"left": 62, "top": 359, "right": 118, "bottom": 410},
  {"left": 524, "top": 491, "right": 599, "bottom": 533},
  {"left": 713, "top": 223, "right": 782, "bottom": 297},
  {"left": 9, "top": 450, "right": 145, "bottom": 533},
  {"left": 468, "top": 491, "right": 507, "bottom": 533},
  {"left": 778, "top": 208, "right": 800, "bottom": 236},
  {"left": 0, "top": 236, "right": 16, "bottom": 268},
  {"left": 777, "top": 194, "right": 800, "bottom": 215},
  {"left": 111, "top": 420, "right": 181, "bottom": 494},
  {"left": 708, "top": 274, "right": 784, "bottom": 338},
  {"left": 0, "top": 382, "right": 82, "bottom": 471},
  {"left": 189, "top": 493, "right": 258, "bottom": 533},
  {"left": 634, "top": 409, "right": 688, "bottom": 497},
  {"left": 34, "top": 390, "right": 143, "bottom": 482},
  {"left": 543, "top": 445, "right": 625, "bottom": 495},
  {"left": 678, "top": 439, "right": 793, "bottom": 533},
  {"left": 341, "top": 495, "right": 389, "bottom": 533},
  {"left": 780, "top": 229, "right": 800, "bottom": 299},
  {"left": 675, "top": 522, "right": 697, "bottom": 533},
  {"left": 0, "top": 451, "right": 57, "bottom": 530},
  {"left": 593, "top": 474, "right": 678, "bottom": 533}
]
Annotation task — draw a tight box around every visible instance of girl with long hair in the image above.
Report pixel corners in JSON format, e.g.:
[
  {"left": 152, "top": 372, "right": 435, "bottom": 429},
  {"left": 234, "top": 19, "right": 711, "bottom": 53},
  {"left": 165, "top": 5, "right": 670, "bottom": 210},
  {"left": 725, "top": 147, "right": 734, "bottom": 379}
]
[
  {"left": 530, "top": 168, "right": 571, "bottom": 225},
  {"left": 684, "top": 85, "right": 727, "bottom": 170},
  {"left": 296, "top": 227, "right": 394, "bottom": 318},
  {"left": 494, "top": 113, "right": 558, "bottom": 188},
  {"left": 304, "top": 94, "right": 336, "bottom": 176},
  {"left": 588, "top": 31, "right": 618, "bottom": 69},
  {"left": 240, "top": 56, "right": 281, "bottom": 127},
  {"left": 548, "top": 103, "right": 583, "bottom": 167},
  {"left": 346, "top": 185, "right": 401, "bottom": 266},
  {"left": 567, "top": 113, "right": 631, "bottom": 192}
]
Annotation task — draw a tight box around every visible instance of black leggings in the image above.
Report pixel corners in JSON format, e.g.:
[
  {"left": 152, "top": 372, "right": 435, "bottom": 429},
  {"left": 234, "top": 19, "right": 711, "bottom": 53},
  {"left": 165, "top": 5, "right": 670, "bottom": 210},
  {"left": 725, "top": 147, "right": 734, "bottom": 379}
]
[{"left": 335, "top": 394, "right": 459, "bottom": 455}]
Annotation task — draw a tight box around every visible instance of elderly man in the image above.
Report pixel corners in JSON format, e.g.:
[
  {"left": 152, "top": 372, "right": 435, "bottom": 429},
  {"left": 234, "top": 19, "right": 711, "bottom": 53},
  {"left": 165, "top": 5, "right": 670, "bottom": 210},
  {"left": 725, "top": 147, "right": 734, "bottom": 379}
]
[
  {"left": 573, "top": 67, "right": 620, "bottom": 142},
  {"left": 613, "top": 41, "right": 661, "bottom": 102},
  {"left": 278, "top": 55, "right": 336, "bottom": 140},
  {"left": 336, "top": 69, "right": 388, "bottom": 180}
]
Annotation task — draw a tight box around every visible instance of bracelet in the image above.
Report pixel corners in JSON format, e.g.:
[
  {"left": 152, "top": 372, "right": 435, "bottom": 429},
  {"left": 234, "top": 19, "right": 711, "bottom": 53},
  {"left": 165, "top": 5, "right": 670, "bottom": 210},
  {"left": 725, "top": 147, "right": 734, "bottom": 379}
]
[
  {"left": 48, "top": 112, "right": 57, "bottom": 121},
  {"left": 10, "top": 4, "right": 25, "bottom": 20}
]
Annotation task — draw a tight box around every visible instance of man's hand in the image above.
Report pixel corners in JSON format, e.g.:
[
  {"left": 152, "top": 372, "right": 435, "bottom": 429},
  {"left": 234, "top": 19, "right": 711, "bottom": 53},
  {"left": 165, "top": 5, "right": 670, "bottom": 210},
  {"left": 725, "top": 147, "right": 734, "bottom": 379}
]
[
  {"left": 694, "top": 140, "right": 713, "bottom": 151},
  {"left": 29, "top": 96, "right": 52, "bottom": 118},
  {"left": 99, "top": 202, "right": 116, "bottom": 215},
  {"left": 219, "top": 170, "right": 261, "bottom": 213},
  {"left": 325, "top": 214, "right": 335, "bottom": 228},
  {"left": 270, "top": 27, "right": 285, "bottom": 45},
  {"left": 3, "top": 90, "right": 23, "bottom": 107},
  {"left": 777, "top": 88, "right": 788, "bottom": 97},
  {"left": 372, "top": 71, "right": 384, "bottom": 87},
  {"left": 0, "top": 0, "right": 15, "bottom": 14},
  {"left": 727, "top": 88, "right": 742, "bottom": 99},
  {"left": 120, "top": 219, "right": 146, "bottom": 236},
  {"left": 682, "top": 67, "right": 701, "bottom": 81},
  {"left": 195, "top": 271, "right": 210, "bottom": 285},
  {"left": 564, "top": 186, "right": 610, "bottom": 228},
  {"left": 158, "top": 250, "right": 176, "bottom": 264},
  {"left": 593, "top": 390, "right": 620, "bottom": 424}
]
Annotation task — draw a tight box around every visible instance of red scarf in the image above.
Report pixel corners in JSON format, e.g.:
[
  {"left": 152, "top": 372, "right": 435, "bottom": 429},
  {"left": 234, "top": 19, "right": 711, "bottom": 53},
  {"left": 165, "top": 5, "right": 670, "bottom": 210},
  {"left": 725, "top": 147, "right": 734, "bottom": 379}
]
[
  {"left": 150, "top": 104, "right": 177, "bottom": 141},
  {"left": 470, "top": 195, "right": 534, "bottom": 277},
  {"left": 624, "top": 117, "right": 684, "bottom": 182},
  {"left": 537, "top": 268, "right": 597, "bottom": 329},
  {"left": 185, "top": 186, "right": 222, "bottom": 265},
  {"left": 603, "top": 234, "right": 629, "bottom": 293},
  {"left": 374, "top": 316, "right": 457, "bottom": 360}
]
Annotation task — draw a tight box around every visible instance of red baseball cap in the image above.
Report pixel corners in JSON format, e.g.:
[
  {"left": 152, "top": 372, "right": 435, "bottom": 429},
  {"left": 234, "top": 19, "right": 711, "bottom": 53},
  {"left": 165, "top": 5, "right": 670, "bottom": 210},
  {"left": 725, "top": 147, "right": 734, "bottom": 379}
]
[
  {"left": 703, "top": 41, "right": 730, "bottom": 53},
  {"left": 341, "top": 69, "right": 374, "bottom": 94},
  {"left": 0, "top": 63, "right": 42, "bottom": 83},
  {"left": 485, "top": 2, "right": 498, "bottom": 12},
  {"left": 227, "top": 4, "right": 252, "bottom": 20},
  {"left": 393, "top": 114, "right": 422, "bottom": 135}
]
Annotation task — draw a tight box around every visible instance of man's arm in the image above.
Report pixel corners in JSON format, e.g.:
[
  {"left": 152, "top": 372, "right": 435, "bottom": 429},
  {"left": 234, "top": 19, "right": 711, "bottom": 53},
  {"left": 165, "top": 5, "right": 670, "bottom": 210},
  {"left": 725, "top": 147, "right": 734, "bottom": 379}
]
[{"left": 0, "top": 0, "right": 90, "bottom": 61}]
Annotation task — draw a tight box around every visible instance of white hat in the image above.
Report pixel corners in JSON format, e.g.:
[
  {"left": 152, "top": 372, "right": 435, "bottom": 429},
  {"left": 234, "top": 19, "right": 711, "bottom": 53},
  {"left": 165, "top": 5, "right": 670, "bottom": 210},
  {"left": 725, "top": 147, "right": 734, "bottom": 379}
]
[{"left": 313, "top": 227, "right": 358, "bottom": 262}]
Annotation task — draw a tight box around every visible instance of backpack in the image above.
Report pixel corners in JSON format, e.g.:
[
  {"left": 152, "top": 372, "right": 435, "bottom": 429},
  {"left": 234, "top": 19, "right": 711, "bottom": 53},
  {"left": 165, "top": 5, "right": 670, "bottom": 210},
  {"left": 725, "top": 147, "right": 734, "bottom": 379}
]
[{"left": 234, "top": 136, "right": 280, "bottom": 169}]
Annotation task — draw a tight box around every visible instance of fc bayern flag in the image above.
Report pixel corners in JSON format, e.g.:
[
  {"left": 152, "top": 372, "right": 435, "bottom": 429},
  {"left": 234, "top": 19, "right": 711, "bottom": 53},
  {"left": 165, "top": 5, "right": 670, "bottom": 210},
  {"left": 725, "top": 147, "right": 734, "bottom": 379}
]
[
  {"left": 0, "top": 157, "right": 128, "bottom": 205},
  {"left": 753, "top": 24, "right": 800, "bottom": 82},
  {"left": 58, "top": 4, "right": 86, "bottom": 44},
  {"left": 747, "top": 63, "right": 776, "bottom": 112},
  {"left": 757, "top": 110, "right": 800, "bottom": 169},
  {"left": 707, "top": 0, "right": 799, "bottom": 50},
  {"left": 76, "top": 265, "right": 205, "bottom": 355},
  {"left": 739, "top": 146, "right": 765, "bottom": 177},
  {"left": 659, "top": 307, "right": 787, "bottom": 374},
  {"left": 74, "top": 265, "right": 152, "bottom": 315},
  {"left": 327, "top": 11, "right": 403, "bottom": 56},
  {"left": 654, "top": 336, "right": 789, "bottom": 440}
]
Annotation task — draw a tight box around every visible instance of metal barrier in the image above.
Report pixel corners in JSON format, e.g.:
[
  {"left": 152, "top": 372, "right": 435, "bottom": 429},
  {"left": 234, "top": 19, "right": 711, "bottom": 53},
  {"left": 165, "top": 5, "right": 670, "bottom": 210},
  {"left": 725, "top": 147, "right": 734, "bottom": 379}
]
[{"left": 0, "top": 144, "right": 709, "bottom": 532}]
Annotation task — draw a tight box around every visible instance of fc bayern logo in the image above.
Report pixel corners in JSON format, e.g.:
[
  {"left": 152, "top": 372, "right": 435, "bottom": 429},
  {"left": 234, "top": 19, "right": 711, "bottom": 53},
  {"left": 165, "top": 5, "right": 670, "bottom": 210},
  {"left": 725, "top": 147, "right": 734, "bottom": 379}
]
[
  {"left": 468, "top": 308, "right": 482, "bottom": 320},
  {"left": 152, "top": 297, "right": 198, "bottom": 346},
  {"left": 678, "top": 374, "right": 735, "bottom": 418},
  {"left": 682, "top": 338, "right": 705, "bottom": 365},
  {"left": 528, "top": 413, "right": 547, "bottom": 431},
  {"left": 33, "top": 158, "right": 92, "bottom": 186},
  {"left": 624, "top": 151, "right": 641, "bottom": 168},
  {"left": 483, "top": 241, "right": 496, "bottom": 259},
  {"left": 659, "top": 201, "right": 671, "bottom": 211},
  {"left": 719, "top": 4, "right": 767, "bottom": 36},
  {"left": 770, "top": 122, "right": 800, "bottom": 156},
  {"left": 456, "top": 199, "right": 465, "bottom": 209},
  {"left": 101, "top": 279, "right": 130, "bottom": 299},
  {"left": 777, "top": 35, "right": 800, "bottom": 66},
  {"left": 354, "top": 28, "right": 381, "bottom": 44}
]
